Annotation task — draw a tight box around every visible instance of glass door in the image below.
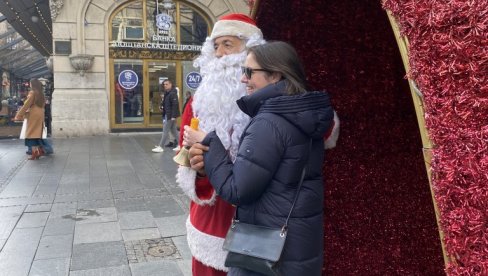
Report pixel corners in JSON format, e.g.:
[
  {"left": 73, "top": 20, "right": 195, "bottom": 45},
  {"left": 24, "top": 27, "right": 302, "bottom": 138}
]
[
  {"left": 147, "top": 61, "right": 178, "bottom": 127},
  {"left": 112, "top": 60, "right": 144, "bottom": 127}
]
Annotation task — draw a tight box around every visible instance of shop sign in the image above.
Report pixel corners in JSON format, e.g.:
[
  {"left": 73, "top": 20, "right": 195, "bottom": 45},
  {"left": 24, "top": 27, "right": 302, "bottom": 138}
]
[
  {"left": 110, "top": 41, "right": 201, "bottom": 52},
  {"left": 185, "top": 72, "right": 202, "bottom": 89},
  {"left": 118, "top": 70, "right": 139, "bottom": 90},
  {"left": 156, "top": 13, "right": 172, "bottom": 33}
]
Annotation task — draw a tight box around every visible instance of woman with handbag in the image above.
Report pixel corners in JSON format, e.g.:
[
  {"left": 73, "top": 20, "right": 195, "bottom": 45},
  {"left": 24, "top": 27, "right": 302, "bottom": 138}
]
[
  {"left": 15, "top": 79, "right": 46, "bottom": 160},
  {"left": 184, "top": 41, "right": 335, "bottom": 275}
]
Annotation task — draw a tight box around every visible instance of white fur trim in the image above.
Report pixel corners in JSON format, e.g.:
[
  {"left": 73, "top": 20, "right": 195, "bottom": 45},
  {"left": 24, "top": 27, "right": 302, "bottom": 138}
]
[
  {"left": 186, "top": 216, "right": 228, "bottom": 272},
  {"left": 176, "top": 166, "right": 217, "bottom": 205},
  {"left": 324, "top": 111, "right": 340, "bottom": 149},
  {"left": 210, "top": 20, "right": 263, "bottom": 40}
]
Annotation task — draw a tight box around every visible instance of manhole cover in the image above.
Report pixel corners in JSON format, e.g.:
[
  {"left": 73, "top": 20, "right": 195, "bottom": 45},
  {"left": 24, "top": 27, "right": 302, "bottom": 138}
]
[
  {"left": 125, "top": 238, "right": 182, "bottom": 263},
  {"left": 147, "top": 245, "right": 176, "bottom": 257}
]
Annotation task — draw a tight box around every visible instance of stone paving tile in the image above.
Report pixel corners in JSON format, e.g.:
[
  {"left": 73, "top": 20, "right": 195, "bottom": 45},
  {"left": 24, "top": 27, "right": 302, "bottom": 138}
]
[
  {"left": 24, "top": 203, "right": 52, "bottom": 213},
  {"left": 54, "top": 191, "right": 113, "bottom": 203},
  {"left": 0, "top": 216, "right": 20, "bottom": 239},
  {"left": 137, "top": 173, "right": 163, "bottom": 189},
  {"left": 49, "top": 202, "right": 77, "bottom": 218},
  {"left": 118, "top": 210, "right": 156, "bottom": 230},
  {"left": 35, "top": 234, "right": 73, "bottom": 260},
  {"left": 71, "top": 241, "right": 128, "bottom": 271},
  {"left": 43, "top": 218, "right": 75, "bottom": 236},
  {"left": 88, "top": 185, "right": 111, "bottom": 194},
  {"left": 0, "top": 195, "right": 54, "bottom": 207},
  {"left": 110, "top": 175, "right": 142, "bottom": 192},
  {"left": 0, "top": 205, "right": 24, "bottom": 239},
  {"left": 76, "top": 199, "right": 114, "bottom": 209},
  {"left": 145, "top": 196, "right": 185, "bottom": 218},
  {"left": 0, "top": 227, "right": 43, "bottom": 276},
  {"left": 177, "top": 260, "right": 192, "bottom": 276},
  {"left": 172, "top": 235, "right": 192, "bottom": 260},
  {"left": 0, "top": 239, "right": 5, "bottom": 251},
  {"left": 130, "top": 260, "right": 184, "bottom": 276},
  {"left": 113, "top": 188, "right": 169, "bottom": 199},
  {"left": 74, "top": 221, "right": 122, "bottom": 244},
  {"left": 155, "top": 215, "right": 187, "bottom": 238},
  {"left": 115, "top": 197, "right": 148, "bottom": 213},
  {"left": 0, "top": 135, "right": 192, "bottom": 275},
  {"left": 70, "top": 265, "right": 131, "bottom": 276},
  {"left": 16, "top": 212, "right": 50, "bottom": 228},
  {"left": 29, "top": 258, "right": 70, "bottom": 276},
  {"left": 121, "top": 228, "right": 161, "bottom": 241},
  {"left": 75, "top": 207, "right": 118, "bottom": 224},
  {"left": 0, "top": 179, "right": 38, "bottom": 198}
]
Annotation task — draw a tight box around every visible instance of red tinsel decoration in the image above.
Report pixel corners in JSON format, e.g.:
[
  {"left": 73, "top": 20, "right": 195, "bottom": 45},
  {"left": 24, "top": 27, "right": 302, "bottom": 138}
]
[
  {"left": 256, "top": 0, "right": 445, "bottom": 275},
  {"left": 384, "top": 0, "right": 488, "bottom": 274}
]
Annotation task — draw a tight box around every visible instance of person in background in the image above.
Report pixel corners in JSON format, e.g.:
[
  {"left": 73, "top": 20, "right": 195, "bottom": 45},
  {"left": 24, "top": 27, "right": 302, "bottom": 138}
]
[
  {"left": 185, "top": 41, "right": 335, "bottom": 275},
  {"left": 182, "top": 91, "right": 192, "bottom": 112},
  {"left": 177, "top": 13, "right": 265, "bottom": 275},
  {"left": 152, "top": 79, "right": 180, "bottom": 152},
  {"left": 14, "top": 79, "right": 46, "bottom": 160}
]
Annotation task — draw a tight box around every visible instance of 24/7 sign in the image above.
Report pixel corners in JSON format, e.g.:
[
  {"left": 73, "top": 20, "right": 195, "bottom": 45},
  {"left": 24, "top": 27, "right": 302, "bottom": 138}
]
[{"left": 185, "top": 72, "right": 202, "bottom": 89}]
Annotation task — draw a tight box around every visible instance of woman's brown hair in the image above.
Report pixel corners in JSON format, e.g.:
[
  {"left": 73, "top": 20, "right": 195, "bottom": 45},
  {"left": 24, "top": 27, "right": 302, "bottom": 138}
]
[
  {"left": 30, "top": 78, "right": 45, "bottom": 107},
  {"left": 248, "top": 41, "right": 307, "bottom": 95}
]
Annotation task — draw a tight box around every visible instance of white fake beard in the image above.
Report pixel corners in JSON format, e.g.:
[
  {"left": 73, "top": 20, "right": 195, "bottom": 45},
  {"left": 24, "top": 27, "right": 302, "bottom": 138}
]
[{"left": 192, "top": 43, "right": 250, "bottom": 162}]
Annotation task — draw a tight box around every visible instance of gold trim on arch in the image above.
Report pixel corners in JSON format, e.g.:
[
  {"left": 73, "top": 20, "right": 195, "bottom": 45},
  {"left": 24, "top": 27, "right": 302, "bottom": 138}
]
[{"left": 387, "top": 11, "right": 449, "bottom": 268}]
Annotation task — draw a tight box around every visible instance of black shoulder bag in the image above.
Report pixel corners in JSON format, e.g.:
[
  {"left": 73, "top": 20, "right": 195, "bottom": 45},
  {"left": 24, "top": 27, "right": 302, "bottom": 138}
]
[{"left": 222, "top": 140, "right": 312, "bottom": 276}]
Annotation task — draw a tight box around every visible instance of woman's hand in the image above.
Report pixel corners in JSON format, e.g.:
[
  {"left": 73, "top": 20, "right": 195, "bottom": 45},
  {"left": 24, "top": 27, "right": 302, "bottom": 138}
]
[
  {"left": 188, "top": 143, "right": 209, "bottom": 176},
  {"left": 14, "top": 114, "right": 23, "bottom": 121},
  {"left": 183, "top": 125, "right": 206, "bottom": 147}
]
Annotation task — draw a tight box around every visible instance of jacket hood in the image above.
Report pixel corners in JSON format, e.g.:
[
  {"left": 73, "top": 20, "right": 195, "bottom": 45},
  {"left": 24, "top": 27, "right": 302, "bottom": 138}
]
[{"left": 237, "top": 81, "right": 334, "bottom": 139}]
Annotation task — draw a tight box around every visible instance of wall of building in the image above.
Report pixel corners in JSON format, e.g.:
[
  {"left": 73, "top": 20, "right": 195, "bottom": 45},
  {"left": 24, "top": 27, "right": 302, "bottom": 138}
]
[{"left": 51, "top": 0, "right": 249, "bottom": 137}]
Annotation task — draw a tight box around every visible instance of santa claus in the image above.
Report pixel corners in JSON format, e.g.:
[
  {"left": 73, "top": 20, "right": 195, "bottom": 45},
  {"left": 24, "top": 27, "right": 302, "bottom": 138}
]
[{"left": 176, "top": 13, "right": 266, "bottom": 275}]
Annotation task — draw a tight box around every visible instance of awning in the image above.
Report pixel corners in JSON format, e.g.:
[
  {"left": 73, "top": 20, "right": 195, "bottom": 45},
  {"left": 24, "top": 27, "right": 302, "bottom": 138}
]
[{"left": 0, "top": 0, "right": 52, "bottom": 79}]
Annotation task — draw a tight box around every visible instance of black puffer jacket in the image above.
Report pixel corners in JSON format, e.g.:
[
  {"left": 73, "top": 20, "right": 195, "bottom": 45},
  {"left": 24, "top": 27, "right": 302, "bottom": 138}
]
[
  {"left": 201, "top": 81, "right": 334, "bottom": 275},
  {"left": 161, "top": 88, "right": 180, "bottom": 119}
]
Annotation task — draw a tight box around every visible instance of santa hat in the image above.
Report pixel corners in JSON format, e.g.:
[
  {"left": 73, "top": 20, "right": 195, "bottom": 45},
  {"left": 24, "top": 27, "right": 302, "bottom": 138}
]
[{"left": 210, "top": 13, "right": 263, "bottom": 40}]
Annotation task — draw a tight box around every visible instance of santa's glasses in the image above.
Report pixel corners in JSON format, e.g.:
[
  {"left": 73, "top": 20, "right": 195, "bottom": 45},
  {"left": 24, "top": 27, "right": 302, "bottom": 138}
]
[{"left": 241, "top": 66, "right": 271, "bottom": 79}]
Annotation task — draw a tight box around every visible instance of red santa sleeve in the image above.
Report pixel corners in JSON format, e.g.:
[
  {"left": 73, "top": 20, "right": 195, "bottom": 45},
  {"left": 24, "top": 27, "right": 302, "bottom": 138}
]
[
  {"left": 178, "top": 97, "right": 193, "bottom": 148},
  {"left": 175, "top": 97, "right": 218, "bottom": 205},
  {"left": 324, "top": 110, "right": 340, "bottom": 149}
]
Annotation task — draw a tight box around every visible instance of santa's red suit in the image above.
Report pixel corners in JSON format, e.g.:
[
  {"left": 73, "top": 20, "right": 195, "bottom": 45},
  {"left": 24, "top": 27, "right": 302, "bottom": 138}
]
[{"left": 177, "top": 98, "right": 234, "bottom": 275}]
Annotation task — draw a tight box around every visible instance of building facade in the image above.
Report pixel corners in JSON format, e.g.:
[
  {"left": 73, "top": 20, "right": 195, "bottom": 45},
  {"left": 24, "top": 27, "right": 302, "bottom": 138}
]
[{"left": 51, "top": 0, "right": 249, "bottom": 137}]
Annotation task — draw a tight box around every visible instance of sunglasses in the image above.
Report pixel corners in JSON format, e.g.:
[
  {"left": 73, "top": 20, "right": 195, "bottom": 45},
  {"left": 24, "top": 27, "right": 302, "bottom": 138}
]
[{"left": 241, "top": 66, "right": 271, "bottom": 79}]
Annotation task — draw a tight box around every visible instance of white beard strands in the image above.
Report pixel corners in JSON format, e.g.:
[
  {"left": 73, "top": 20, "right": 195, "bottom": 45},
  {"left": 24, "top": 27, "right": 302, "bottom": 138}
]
[{"left": 192, "top": 44, "right": 249, "bottom": 162}]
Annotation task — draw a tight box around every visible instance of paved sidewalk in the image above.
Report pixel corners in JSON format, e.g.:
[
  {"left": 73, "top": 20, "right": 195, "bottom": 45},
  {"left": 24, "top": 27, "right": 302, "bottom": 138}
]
[{"left": 0, "top": 134, "right": 192, "bottom": 276}]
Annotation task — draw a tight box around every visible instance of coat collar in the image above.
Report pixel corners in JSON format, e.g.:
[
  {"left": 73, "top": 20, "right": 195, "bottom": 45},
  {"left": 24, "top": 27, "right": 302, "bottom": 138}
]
[{"left": 236, "top": 81, "right": 286, "bottom": 117}]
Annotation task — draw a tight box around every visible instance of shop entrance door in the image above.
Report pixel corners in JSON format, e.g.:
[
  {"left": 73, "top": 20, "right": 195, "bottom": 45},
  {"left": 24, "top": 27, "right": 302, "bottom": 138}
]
[
  {"left": 146, "top": 61, "right": 179, "bottom": 127},
  {"left": 111, "top": 59, "right": 180, "bottom": 130}
]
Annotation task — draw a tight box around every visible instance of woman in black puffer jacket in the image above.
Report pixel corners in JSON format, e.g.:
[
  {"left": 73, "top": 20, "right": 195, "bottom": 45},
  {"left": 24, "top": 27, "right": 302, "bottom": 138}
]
[{"left": 186, "top": 41, "right": 334, "bottom": 275}]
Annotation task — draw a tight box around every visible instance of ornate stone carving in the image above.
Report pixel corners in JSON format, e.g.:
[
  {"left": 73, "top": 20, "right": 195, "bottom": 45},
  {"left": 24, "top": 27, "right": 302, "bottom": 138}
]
[
  {"left": 50, "top": 0, "right": 64, "bottom": 21},
  {"left": 69, "top": 54, "right": 94, "bottom": 76}
]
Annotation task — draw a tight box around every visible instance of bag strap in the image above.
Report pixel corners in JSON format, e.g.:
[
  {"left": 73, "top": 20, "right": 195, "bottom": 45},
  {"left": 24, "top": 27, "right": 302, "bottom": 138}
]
[
  {"left": 232, "top": 139, "right": 313, "bottom": 236},
  {"left": 281, "top": 139, "right": 312, "bottom": 236}
]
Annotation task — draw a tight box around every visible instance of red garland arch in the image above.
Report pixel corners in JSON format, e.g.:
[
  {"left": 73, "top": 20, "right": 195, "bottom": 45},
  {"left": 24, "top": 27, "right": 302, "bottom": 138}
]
[
  {"left": 255, "top": 0, "right": 487, "bottom": 275},
  {"left": 383, "top": 1, "right": 488, "bottom": 275}
]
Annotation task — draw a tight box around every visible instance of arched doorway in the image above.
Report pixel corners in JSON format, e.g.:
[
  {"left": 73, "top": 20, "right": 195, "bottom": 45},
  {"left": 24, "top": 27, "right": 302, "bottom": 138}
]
[
  {"left": 255, "top": 1, "right": 445, "bottom": 274},
  {"left": 108, "top": 0, "right": 209, "bottom": 131}
]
